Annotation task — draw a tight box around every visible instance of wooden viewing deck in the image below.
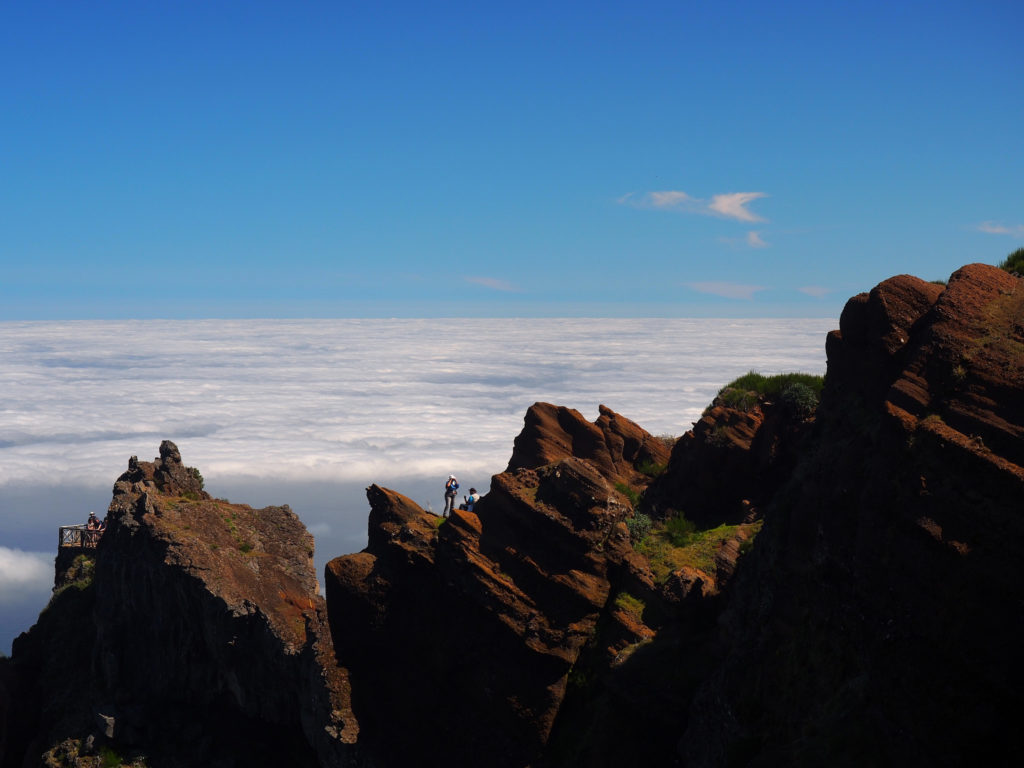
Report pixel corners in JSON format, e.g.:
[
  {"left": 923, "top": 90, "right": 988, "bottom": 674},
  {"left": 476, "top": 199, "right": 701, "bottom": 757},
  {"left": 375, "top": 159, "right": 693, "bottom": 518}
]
[{"left": 59, "top": 524, "right": 102, "bottom": 549}]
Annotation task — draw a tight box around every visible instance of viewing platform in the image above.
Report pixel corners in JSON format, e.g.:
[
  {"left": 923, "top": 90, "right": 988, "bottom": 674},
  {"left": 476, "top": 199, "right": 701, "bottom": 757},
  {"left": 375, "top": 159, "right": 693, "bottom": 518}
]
[{"left": 59, "top": 524, "right": 102, "bottom": 549}]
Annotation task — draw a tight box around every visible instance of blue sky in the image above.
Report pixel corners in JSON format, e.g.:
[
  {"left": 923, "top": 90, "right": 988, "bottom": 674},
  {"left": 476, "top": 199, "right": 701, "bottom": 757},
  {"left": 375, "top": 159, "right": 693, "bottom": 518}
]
[{"left": 2, "top": 0, "right": 1021, "bottom": 318}]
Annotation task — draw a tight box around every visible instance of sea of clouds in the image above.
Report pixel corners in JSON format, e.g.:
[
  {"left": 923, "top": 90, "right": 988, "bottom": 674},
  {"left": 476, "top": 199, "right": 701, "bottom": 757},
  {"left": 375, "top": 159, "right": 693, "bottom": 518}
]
[{"left": 0, "top": 318, "right": 835, "bottom": 652}]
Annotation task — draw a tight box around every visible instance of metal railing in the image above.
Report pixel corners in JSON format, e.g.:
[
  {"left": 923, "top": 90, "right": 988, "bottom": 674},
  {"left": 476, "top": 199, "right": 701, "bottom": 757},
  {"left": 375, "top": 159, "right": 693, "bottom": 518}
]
[{"left": 59, "top": 524, "right": 103, "bottom": 549}]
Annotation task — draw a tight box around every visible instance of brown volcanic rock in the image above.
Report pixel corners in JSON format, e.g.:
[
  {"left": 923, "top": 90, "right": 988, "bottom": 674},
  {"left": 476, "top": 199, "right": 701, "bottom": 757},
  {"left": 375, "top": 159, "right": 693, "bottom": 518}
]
[
  {"left": 506, "top": 402, "right": 672, "bottom": 488},
  {"left": 120, "top": 438, "right": 211, "bottom": 499},
  {"left": 682, "top": 264, "right": 1024, "bottom": 766},
  {"left": 325, "top": 458, "right": 665, "bottom": 768},
  {"left": 827, "top": 272, "right": 944, "bottom": 404},
  {"left": 4, "top": 443, "right": 359, "bottom": 768},
  {"left": 886, "top": 264, "right": 1024, "bottom": 467},
  {"left": 646, "top": 394, "right": 814, "bottom": 527}
]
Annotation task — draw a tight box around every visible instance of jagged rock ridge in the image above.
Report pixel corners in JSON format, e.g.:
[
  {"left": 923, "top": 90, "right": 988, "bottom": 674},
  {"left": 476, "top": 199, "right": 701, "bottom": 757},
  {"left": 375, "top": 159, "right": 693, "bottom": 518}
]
[
  {"left": 324, "top": 407, "right": 675, "bottom": 767},
  {"left": 682, "top": 264, "right": 1024, "bottom": 766},
  {"left": 3, "top": 263, "right": 1022, "bottom": 767},
  {"left": 506, "top": 402, "right": 673, "bottom": 488},
  {"left": 3, "top": 441, "right": 358, "bottom": 768}
]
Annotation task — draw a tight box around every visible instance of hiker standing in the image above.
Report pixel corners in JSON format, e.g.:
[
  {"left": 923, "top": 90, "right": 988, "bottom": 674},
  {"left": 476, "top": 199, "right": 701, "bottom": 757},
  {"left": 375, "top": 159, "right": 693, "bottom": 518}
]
[{"left": 443, "top": 474, "right": 459, "bottom": 518}]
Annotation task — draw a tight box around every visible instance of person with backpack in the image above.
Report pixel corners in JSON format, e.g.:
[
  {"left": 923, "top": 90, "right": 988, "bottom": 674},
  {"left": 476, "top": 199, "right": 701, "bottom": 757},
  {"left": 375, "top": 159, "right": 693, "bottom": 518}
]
[
  {"left": 459, "top": 488, "right": 480, "bottom": 512},
  {"left": 443, "top": 474, "right": 459, "bottom": 518}
]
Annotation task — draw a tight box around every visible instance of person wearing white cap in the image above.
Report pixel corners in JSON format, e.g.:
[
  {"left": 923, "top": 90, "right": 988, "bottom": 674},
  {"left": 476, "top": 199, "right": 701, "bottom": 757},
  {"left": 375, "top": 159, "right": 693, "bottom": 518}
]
[{"left": 443, "top": 474, "right": 459, "bottom": 518}]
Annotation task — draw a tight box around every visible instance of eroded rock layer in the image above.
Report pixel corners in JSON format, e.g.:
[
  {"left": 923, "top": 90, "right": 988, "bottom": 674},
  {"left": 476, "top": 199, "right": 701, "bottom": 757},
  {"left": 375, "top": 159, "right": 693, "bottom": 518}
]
[
  {"left": 5, "top": 263, "right": 1022, "bottom": 767},
  {"left": 4, "top": 443, "right": 358, "bottom": 768},
  {"left": 326, "top": 465, "right": 642, "bottom": 766},
  {"left": 682, "top": 264, "right": 1024, "bottom": 766},
  {"left": 506, "top": 402, "right": 672, "bottom": 489}
]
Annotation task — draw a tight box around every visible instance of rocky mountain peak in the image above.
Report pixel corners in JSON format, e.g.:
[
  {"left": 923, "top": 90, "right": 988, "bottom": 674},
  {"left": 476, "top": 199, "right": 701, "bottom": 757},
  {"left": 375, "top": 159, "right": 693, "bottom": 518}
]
[
  {"left": 5, "top": 444, "right": 359, "bottom": 767},
  {"left": 118, "top": 439, "right": 210, "bottom": 500},
  {"left": 506, "top": 401, "right": 671, "bottom": 488},
  {"left": 5, "top": 263, "right": 1022, "bottom": 767}
]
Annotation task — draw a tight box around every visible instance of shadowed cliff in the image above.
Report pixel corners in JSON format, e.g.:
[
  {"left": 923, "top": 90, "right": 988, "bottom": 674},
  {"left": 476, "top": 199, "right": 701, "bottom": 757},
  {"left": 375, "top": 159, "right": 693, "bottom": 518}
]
[
  {"left": 324, "top": 407, "right": 674, "bottom": 767},
  {"left": 681, "top": 264, "right": 1024, "bottom": 766},
  {"left": 2, "top": 441, "right": 358, "bottom": 768},
  {"left": 3, "top": 263, "right": 1022, "bottom": 767}
]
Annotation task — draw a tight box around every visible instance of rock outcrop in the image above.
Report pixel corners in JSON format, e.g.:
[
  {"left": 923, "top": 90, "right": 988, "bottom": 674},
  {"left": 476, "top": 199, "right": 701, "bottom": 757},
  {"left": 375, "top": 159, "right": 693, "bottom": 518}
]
[
  {"left": 5, "top": 263, "right": 1023, "bottom": 767},
  {"left": 3, "top": 443, "right": 358, "bottom": 767},
  {"left": 326, "top": 468, "right": 636, "bottom": 766},
  {"left": 324, "top": 407, "right": 692, "bottom": 767},
  {"left": 645, "top": 390, "right": 814, "bottom": 527},
  {"left": 681, "top": 264, "right": 1024, "bottom": 766},
  {"left": 506, "top": 403, "right": 672, "bottom": 489}
]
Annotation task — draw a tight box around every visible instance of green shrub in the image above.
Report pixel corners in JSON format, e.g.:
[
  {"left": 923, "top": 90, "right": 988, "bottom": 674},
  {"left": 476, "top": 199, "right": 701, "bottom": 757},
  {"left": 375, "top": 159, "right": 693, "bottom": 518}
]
[
  {"left": 722, "top": 370, "right": 824, "bottom": 399},
  {"left": 626, "top": 512, "right": 652, "bottom": 542},
  {"left": 614, "top": 482, "right": 641, "bottom": 507},
  {"left": 636, "top": 519, "right": 757, "bottom": 581},
  {"left": 636, "top": 458, "right": 667, "bottom": 478},
  {"left": 188, "top": 466, "right": 205, "bottom": 490},
  {"left": 998, "top": 247, "right": 1024, "bottom": 275},
  {"left": 665, "top": 514, "right": 696, "bottom": 547},
  {"left": 718, "top": 387, "right": 758, "bottom": 412},
  {"left": 779, "top": 381, "right": 819, "bottom": 417},
  {"left": 613, "top": 591, "right": 646, "bottom": 620},
  {"left": 99, "top": 746, "right": 124, "bottom": 768}
]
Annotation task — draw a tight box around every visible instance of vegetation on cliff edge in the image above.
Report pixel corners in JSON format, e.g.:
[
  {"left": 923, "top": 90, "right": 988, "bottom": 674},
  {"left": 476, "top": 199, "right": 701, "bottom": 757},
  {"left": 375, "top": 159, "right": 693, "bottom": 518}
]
[
  {"left": 997, "top": 246, "right": 1024, "bottom": 275},
  {"left": 634, "top": 514, "right": 763, "bottom": 583},
  {"left": 716, "top": 370, "right": 824, "bottom": 416}
]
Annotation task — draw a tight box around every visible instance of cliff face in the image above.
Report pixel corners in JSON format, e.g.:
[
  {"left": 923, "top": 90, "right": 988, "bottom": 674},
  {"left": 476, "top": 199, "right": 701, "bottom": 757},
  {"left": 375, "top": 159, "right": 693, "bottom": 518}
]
[
  {"left": 681, "top": 264, "right": 1024, "bottom": 766},
  {"left": 324, "top": 405, "right": 692, "bottom": 767},
  {"left": 645, "top": 389, "right": 814, "bottom": 527},
  {"left": 5, "top": 263, "right": 1022, "bottom": 767},
  {"left": 322, "top": 264, "right": 1024, "bottom": 767},
  {"left": 4, "top": 442, "right": 358, "bottom": 768}
]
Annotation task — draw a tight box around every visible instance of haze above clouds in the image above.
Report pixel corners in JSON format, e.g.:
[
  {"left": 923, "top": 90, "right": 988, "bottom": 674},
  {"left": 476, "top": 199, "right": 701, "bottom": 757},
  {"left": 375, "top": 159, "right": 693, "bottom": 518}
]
[{"left": 0, "top": 318, "right": 832, "bottom": 651}]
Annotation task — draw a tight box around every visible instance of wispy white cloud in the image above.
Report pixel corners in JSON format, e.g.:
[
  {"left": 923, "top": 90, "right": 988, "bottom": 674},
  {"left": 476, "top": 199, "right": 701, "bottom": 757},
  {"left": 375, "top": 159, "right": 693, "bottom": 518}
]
[
  {"left": 799, "top": 285, "right": 831, "bottom": 298},
  {"left": 718, "top": 231, "right": 769, "bottom": 249},
  {"left": 709, "top": 193, "right": 767, "bottom": 223},
  {"left": 465, "top": 276, "right": 520, "bottom": 292},
  {"left": 977, "top": 221, "right": 1024, "bottom": 237},
  {"left": 622, "top": 189, "right": 768, "bottom": 222},
  {"left": 648, "top": 190, "right": 701, "bottom": 210},
  {"left": 0, "top": 547, "right": 52, "bottom": 607},
  {"left": 686, "top": 282, "right": 767, "bottom": 300}
]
